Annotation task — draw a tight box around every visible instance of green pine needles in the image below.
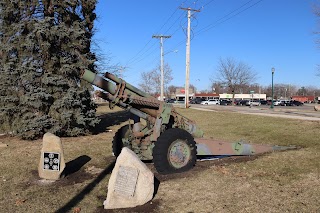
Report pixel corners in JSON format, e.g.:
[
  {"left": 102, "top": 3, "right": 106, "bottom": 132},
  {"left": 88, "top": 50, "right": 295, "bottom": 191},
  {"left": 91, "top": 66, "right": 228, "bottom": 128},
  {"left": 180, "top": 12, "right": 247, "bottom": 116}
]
[{"left": 0, "top": 0, "right": 100, "bottom": 139}]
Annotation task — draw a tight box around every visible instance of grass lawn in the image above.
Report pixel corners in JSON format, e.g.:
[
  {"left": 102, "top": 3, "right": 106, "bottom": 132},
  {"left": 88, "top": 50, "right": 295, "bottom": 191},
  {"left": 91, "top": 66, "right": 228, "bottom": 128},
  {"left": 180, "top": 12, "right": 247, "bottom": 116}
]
[{"left": 0, "top": 105, "right": 319, "bottom": 212}]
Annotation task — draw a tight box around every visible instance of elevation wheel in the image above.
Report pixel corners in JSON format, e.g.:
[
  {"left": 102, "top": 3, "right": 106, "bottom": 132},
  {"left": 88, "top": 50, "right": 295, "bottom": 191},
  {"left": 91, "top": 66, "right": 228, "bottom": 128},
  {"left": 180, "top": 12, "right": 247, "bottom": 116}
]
[{"left": 153, "top": 128, "right": 197, "bottom": 174}]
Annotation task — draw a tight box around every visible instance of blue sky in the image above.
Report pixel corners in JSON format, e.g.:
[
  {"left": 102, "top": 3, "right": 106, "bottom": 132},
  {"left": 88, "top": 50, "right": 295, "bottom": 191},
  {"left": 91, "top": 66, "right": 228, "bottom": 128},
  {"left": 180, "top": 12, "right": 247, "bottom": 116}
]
[{"left": 93, "top": 0, "right": 320, "bottom": 91}]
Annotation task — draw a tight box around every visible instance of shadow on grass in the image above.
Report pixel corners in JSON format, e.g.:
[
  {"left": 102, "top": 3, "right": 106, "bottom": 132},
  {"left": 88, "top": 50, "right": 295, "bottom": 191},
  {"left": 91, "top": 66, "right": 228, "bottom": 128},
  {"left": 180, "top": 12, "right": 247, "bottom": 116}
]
[
  {"left": 55, "top": 160, "right": 116, "bottom": 213},
  {"left": 61, "top": 155, "right": 91, "bottom": 178},
  {"left": 93, "top": 110, "right": 130, "bottom": 134}
]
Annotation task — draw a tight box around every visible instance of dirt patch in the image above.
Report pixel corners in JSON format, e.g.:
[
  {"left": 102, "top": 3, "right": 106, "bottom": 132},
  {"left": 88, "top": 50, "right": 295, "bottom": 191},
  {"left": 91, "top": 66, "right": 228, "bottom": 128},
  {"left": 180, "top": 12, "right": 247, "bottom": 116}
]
[
  {"left": 91, "top": 155, "right": 262, "bottom": 212},
  {"left": 22, "top": 156, "right": 116, "bottom": 190},
  {"left": 95, "top": 200, "right": 161, "bottom": 213},
  {"left": 22, "top": 169, "right": 95, "bottom": 189}
]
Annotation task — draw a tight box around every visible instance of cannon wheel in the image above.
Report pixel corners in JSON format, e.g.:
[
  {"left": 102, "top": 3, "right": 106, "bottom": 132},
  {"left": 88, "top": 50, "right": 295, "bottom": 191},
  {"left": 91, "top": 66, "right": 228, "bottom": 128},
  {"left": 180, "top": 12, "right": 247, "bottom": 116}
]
[
  {"left": 112, "top": 124, "right": 133, "bottom": 157},
  {"left": 153, "top": 128, "right": 197, "bottom": 174}
]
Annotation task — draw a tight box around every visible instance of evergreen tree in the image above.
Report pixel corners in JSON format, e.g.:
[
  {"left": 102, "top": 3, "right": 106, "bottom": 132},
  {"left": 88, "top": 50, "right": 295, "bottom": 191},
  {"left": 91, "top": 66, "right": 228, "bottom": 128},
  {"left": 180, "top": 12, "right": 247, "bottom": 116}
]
[{"left": 0, "top": 0, "right": 99, "bottom": 139}]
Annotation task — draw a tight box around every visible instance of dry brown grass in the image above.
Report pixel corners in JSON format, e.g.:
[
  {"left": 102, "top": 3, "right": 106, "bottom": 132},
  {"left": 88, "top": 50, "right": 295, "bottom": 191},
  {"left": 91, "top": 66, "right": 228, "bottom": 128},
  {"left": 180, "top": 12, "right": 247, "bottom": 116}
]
[{"left": 0, "top": 105, "right": 319, "bottom": 212}]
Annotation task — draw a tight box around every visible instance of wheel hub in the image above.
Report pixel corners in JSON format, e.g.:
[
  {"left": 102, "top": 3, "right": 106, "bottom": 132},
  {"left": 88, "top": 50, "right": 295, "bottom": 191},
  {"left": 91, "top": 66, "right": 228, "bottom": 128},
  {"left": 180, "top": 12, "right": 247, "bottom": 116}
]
[{"left": 168, "top": 140, "right": 191, "bottom": 169}]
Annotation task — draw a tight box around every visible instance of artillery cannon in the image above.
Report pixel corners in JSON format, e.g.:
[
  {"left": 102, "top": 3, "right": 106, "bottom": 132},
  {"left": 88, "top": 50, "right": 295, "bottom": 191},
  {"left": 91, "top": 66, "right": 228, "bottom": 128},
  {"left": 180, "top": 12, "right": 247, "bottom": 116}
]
[{"left": 81, "top": 70, "right": 295, "bottom": 174}]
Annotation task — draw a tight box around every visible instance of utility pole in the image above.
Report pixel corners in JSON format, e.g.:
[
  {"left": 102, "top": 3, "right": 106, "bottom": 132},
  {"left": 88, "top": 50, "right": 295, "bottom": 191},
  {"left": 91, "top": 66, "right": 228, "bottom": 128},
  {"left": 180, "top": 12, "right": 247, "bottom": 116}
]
[
  {"left": 180, "top": 7, "right": 200, "bottom": 108},
  {"left": 152, "top": 35, "right": 171, "bottom": 101}
]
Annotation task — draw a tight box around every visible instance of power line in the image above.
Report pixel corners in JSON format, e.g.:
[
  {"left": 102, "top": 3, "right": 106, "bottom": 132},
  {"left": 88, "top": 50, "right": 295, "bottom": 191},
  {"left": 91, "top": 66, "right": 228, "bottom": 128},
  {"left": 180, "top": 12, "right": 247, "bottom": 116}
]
[
  {"left": 195, "top": 0, "right": 263, "bottom": 35},
  {"left": 126, "top": 43, "right": 159, "bottom": 67},
  {"left": 125, "top": 0, "right": 188, "bottom": 67},
  {"left": 163, "top": 11, "right": 186, "bottom": 36},
  {"left": 154, "top": 5, "right": 181, "bottom": 34},
  {"left": 126, "top": 0, "right": 264, "bottom": 77},
  {"left": 166, "top": 0, "right": 263, "bottom": 61},
  {"left": 200, "top": 0, "right": 218, "bottom": 10},
  {"left": 126, "top": 39, "right": 156, "bottom": 66}
]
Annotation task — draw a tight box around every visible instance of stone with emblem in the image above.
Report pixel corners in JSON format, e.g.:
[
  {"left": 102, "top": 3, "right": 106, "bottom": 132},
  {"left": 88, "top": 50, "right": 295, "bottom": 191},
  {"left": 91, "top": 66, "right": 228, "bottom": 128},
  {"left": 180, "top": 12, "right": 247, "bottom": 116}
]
[
  {"left": 104, "top": 147, "right": 154, "bottom": 209},
  {"left": 38, "top": 133, "right": 66, "bottom": 180}
]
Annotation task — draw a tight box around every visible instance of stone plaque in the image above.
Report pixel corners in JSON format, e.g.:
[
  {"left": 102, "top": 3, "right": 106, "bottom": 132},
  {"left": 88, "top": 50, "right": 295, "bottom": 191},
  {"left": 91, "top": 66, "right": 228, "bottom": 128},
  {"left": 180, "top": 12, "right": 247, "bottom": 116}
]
[
  {"left": 114, "top": 166, "right": 139, "bottom": 197},
  {"left": 104, "top": 148, "right": 154, "bottom": 209},
  {"left": 39, "top": 133, "right": 65, "bottom": 180},
  {"left": 43, "top": 152, "right": 60, "bottom": 171}
]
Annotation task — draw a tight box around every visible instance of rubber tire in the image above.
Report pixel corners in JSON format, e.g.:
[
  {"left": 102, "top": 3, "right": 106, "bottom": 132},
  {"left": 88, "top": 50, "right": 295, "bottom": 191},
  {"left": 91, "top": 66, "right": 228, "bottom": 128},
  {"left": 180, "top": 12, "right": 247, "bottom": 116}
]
[
  {"left": 153, "top": 128, "right": 197, "bottom": 174},
  {"left": 112, "top": 124, "right": 132, "bottom": 157}
]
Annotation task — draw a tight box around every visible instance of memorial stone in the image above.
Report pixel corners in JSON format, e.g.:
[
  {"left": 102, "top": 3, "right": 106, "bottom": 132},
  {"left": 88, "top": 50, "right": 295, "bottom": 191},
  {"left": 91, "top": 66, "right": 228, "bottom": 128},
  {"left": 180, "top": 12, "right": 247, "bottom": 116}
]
[
  {"left": 38, "top": 133, "right": 66, "bottom": 180},
  {"left": 104, "top": 147, "right": 154, "bottom": 209}
]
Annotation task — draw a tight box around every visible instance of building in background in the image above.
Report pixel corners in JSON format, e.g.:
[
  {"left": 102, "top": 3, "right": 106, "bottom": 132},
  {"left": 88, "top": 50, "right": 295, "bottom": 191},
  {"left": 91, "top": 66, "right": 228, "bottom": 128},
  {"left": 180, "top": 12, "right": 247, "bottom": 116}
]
[
  {"left": 291, "top": 96, "right": 315, "bottom": 103},
  {"left": 175, "top": 87, "right": 195, "bottom": 102},
  {"left": 194, "top": 93, "right": 219, "bottom": 100},
  {"left": 219, "top": 93, "right": 266, "bottom": 100}
]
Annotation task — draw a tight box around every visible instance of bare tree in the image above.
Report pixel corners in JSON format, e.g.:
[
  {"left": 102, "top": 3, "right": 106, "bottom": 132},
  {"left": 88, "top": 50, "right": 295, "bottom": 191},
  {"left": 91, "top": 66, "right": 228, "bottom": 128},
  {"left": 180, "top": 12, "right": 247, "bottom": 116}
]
[
  {"left": 213, "top": 57, "right": 257, "bottom": 104},
  {"left": 189, "top": 83, "right": 197, "bottom": 94},
  {"left": 262, "top": 84, "right": 298, "bottom": 99},
  {"left": 139, "top": 63, "right": 173, "bottom": 96},
  {"left": 210, "top": 81, "right": 225, "bottom": 94},
  {"left": 305, "top": 86, "right": 320, "bottom": 96},
  {"left": 166, "top": 85, "right": 178, "bottom": 98},
  {"left": 139, "top": 71, "right": 154, "bottom": 94}
]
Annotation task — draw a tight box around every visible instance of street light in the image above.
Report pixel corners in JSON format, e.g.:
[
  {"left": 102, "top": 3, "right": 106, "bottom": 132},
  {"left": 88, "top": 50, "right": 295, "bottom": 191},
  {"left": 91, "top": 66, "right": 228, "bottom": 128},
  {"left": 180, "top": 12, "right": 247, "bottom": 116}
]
[{"left": 271, "top": 67, "right": 275, "bottom": 109}]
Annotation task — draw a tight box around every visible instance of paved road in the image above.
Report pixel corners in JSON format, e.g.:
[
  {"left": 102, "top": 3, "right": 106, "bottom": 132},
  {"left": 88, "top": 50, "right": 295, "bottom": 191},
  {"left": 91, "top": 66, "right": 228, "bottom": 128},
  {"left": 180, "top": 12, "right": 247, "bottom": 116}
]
[{"left": 185, "top": 104, "right": 320, "bottom": 121}]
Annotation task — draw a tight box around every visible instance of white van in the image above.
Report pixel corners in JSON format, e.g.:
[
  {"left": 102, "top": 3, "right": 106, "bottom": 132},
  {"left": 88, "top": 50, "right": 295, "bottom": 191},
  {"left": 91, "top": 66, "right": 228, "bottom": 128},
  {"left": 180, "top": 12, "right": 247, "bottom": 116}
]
[{"left": 200, "top": 99, "right": 220, "bottom": 105}]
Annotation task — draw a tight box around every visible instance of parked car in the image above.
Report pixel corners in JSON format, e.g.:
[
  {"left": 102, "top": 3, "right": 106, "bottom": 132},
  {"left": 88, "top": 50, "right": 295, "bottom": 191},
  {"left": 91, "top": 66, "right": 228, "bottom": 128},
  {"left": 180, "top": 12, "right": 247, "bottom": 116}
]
[
  {"left": 220, "top": 99, "right": 232, "bottom": 106},
  {"left": 273, "top": 100, "right": 282, "bottom": 106},
  {"left": 166, "top": 98, "right": 175, "bottom": 103},
  {"left": 233, "top": 99, "right": 242, "bottom": 105},
  {"left": 237, "top": 100, "right": 249, "bottom": 106},
  {"left": 279, "top": 100, "right": 291, "bottom": 106},
  {"left": 246, "top": 100, "right": 261, "bottom": 106},
  {"left": 290, "top": 100, "right": 304, "bottom": 106},
  {"left": 190, "top": 97, "right": 205, "bottom": 104},
  {"left": 201, "top": 99, "right": 220, "bottom": 105},
  {"left": 174, "top": 100, "right": 185, "bottom": 104},
  {"left": 260, "top": 100, "right": 268, "bottom": 105}
]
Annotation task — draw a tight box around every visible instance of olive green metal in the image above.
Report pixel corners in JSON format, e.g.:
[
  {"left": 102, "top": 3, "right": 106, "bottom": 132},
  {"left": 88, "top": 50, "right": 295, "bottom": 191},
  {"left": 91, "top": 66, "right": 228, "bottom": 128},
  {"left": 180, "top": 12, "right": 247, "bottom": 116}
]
[
  {"left": 82, "top": 69, "right": 117, "bottom": 95},
  {"left": 105, "top": 72, "right": 153, "bottom": 98},
  {"left": 160, "top": 104, "right": 173, "bottom": 124},
  {"left": 192, "top": 127, "right": 204, "bottom": 138},
  {"left": 232, "top": 142, "right": 254, "bottom": 155},
  {"left": 82, "top": 69, "right": 96, "bottom": 83},
  {"left": 82, "top": 69, "right": 155, "bottom": 101}
]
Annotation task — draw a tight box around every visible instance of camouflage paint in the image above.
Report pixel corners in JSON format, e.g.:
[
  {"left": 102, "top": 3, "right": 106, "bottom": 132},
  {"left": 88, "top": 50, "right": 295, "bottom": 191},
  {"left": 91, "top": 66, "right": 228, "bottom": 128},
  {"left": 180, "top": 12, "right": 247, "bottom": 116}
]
[{"left": 195, "top": 138, "right": 296, "bottom": 156}]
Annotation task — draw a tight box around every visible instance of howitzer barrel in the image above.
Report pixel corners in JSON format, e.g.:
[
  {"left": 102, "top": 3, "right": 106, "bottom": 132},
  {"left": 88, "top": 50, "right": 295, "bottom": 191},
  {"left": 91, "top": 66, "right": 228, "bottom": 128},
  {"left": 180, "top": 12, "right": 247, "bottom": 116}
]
[
  {"left": 104, "top": 72, "right": 152, "bottom": 98},
  {"left": 81, "top": 69, "right": 152, "bottom": 98},
  {"left": 81, "top": 69, "right": 162, "bottom": 114},
  {"left": 82, "top": 69, "right": 117, "bottom": 95}
]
